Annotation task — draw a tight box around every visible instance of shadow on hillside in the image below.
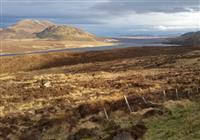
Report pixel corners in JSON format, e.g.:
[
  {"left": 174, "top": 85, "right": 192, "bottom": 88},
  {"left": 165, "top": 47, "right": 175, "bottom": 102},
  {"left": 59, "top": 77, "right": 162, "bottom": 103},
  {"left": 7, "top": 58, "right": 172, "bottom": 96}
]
[{"left": 32, "top": 46, "right": 189, "bottom": 71}]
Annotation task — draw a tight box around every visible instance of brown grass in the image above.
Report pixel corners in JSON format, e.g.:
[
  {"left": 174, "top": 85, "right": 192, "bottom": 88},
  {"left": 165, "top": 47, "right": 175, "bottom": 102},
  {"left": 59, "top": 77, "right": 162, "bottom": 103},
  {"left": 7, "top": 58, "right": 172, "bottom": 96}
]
[
  {"left": 1, "top": 46, "right": 197, "bottom": 73},
  {"left": 0, "top": 45, "right": 200, "bottom": 139}
]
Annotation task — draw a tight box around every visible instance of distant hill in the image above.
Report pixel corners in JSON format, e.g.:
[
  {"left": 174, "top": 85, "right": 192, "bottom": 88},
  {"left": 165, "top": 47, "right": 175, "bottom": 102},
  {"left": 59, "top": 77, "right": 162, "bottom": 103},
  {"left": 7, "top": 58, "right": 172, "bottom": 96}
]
[
  {"left": 8, "top": 19, "right": 54, "bottom": 34},
  {"left": 36, "top": 25, "right": 97, "bottom": 41},
  {"left": 0, "top": 19, "right": 54, "bottom": 39},
  {"left": 170, "top": 31, "right": 200, "bottom": 46},
  {"left": 0, "top": 19, "right": 98, "bottom": 41}
]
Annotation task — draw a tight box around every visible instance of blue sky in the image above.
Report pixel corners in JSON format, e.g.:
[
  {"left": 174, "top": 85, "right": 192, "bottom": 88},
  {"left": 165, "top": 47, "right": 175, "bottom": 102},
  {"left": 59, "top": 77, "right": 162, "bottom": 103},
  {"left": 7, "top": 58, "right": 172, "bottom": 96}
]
[{"left": 1, "top": 0, "right": 200, "bottom": 36}]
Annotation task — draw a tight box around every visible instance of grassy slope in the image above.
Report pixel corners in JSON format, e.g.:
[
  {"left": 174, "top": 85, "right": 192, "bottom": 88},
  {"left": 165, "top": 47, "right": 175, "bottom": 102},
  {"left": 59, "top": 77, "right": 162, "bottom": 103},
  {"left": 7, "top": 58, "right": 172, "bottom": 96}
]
[
  {"left": 0, "top": 46, "right": 195, "bottom": 73},
  {"left": 0, "top": 46, "right": 200, "bottom": 139},
  {"left": 65, "top": 99, "right": 200, "bottom": 140},
  {"left": 144, "top": 100, "right": 200, "bottom": 140}
]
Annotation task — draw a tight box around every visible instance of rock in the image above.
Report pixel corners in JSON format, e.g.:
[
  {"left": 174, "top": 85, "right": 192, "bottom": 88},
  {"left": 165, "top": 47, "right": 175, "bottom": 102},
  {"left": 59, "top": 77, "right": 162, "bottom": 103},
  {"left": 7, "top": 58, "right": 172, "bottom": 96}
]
[
  {"left": 40, "top": 80, "right": 51, "bottom": 88},
  {"left": 44, "top": 81, "right": 51, "bottom": 88}
]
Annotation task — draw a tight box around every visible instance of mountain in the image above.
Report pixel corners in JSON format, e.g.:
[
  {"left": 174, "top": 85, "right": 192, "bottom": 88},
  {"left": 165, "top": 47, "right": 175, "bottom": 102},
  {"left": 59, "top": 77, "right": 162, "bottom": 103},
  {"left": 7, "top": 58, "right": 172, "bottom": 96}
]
[
  {"left": 0, "top": 19, "right": 98, "bottom": 41},
  {"left": 0, "top": 19, "right": 54, "bottom": 39},
  {"left": 170, "top": 31, "right": 200, "bottom": 46},
  {"left": 36, "top": 25, "right": 97, "bottom": 41},
  {"left": 8, "top": 19, "right": 54, "bottom": 34}
]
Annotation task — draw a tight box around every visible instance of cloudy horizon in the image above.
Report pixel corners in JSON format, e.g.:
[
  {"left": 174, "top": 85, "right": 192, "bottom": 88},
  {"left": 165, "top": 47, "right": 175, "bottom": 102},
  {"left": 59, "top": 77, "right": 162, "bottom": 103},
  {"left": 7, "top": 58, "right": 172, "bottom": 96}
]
[{"left": 1, "top": 0, "right": 200, "bottom": 36}]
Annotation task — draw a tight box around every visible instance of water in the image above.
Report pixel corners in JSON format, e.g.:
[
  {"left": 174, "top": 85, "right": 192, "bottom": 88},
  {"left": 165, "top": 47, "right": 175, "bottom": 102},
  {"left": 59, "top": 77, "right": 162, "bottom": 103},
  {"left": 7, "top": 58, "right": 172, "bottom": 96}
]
[{"left": 0, "top": 37, "right": 177, "bottom": 57}]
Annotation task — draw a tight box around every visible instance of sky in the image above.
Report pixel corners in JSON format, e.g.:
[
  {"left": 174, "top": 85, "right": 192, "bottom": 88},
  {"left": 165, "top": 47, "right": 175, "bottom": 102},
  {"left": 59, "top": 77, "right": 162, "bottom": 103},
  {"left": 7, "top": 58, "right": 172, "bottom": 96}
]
[{"left": 1, "top": 0, "right": 200, "bottom": 36}]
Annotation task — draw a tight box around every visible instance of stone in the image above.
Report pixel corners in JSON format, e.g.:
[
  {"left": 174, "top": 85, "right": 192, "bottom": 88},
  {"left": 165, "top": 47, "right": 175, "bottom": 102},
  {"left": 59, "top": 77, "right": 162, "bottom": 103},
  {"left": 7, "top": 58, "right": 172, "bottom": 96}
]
[{"left": 44, "top": 81, "right": 51, "bottom": 87}]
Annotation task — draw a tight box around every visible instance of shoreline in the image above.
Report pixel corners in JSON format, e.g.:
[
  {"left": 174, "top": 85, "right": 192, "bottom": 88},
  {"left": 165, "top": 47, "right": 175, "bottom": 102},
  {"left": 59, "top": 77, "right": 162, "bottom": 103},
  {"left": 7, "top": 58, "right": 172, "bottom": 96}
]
[
  {"left": 1, "top": 37, "right": 182, "bottom": 57},
  {"left": 0, "top": 43, "right": 179, "bottom": 57},
  {"left": 0, "top": 45, "right": 175, "bottom": 57},
  {"left": 0, "top": 39, "right": 116, "bottom": 56}
]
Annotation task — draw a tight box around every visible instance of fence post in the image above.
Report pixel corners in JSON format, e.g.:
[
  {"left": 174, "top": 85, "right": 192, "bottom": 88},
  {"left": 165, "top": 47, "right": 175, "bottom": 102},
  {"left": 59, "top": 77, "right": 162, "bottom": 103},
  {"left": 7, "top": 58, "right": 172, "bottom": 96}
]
[
  {"left": 142, "top": 96, "right": 148, "bottom": 104},
  {"left": 175, "top": 88, "right": 179, "bottom": 100},
  {"left": 103, "top": 107, "right": 109, "bottom": 120},
  {"left": 163, "top": 90, "right": 166, "bottom": 101},
  {"left": 124, "top": 95, "right": 132, "bottom": 113}
]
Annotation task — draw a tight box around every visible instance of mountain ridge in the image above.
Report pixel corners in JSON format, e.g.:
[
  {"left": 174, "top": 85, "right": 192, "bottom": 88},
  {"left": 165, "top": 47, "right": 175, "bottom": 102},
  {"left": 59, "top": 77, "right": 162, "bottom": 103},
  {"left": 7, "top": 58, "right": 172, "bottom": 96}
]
[
  {"left": 36, "top": 25, "right": 97, "bottom": 41},
  {"left": 8, "top": 19, "right": 54, "bottom": 34},
  {"left": 170, "top": 31, "right": 200, "bottom": 46},
  {"left": 0, "top": 19, "right": 98, "bottom": 41}
]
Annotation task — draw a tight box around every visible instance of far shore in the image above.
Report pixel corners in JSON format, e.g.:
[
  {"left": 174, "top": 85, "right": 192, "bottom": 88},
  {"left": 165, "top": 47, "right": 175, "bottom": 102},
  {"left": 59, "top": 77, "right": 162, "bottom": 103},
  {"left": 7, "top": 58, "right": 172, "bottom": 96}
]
[{"left": 120, "top": 36, "right": 174, "bottom": 39}]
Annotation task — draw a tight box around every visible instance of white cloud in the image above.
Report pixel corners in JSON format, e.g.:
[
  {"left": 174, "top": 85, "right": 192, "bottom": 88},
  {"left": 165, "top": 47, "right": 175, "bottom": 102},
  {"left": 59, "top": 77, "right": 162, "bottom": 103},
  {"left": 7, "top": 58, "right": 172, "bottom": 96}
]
[
  {"left": 154, "top": 25, "right": 199, "bottom": 31},
  {"left": 94, "top": 0, "right": 200, "bottom": 14},
  {"left": 2, "top": 0, "right": 200, "bottom": 35},
  {"left": 99, "top": 11, "right": 200, "bottom": 29}
]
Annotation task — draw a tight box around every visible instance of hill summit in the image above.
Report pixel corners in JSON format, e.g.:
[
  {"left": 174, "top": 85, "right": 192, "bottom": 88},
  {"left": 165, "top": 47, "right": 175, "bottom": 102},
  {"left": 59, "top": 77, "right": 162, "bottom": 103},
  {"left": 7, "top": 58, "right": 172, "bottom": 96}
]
[
  {"left": 8, "top": 19, "right": 54, "bottom": 34},
  {"left": 36, "top": 25, "right": 97, "bottom": 41}
]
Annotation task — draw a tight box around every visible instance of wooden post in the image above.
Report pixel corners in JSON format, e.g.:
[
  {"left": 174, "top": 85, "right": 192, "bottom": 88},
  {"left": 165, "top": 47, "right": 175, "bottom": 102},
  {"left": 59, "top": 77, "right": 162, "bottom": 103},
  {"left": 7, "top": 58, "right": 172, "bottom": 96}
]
[
  {"left": 103, "top": 107, "right": 109, "bottom": 120},
  {"left": 142, "top": 96, "right": 148, "bottom": 104},
  {"left": 163, "top": 90, "right": 166, "bottom": 101},
  {"left": 175, "top": 88, "right": 179, "bottom": 100},
  {"left": 124, "top": 95, "right": 132, "bottom": 113}
]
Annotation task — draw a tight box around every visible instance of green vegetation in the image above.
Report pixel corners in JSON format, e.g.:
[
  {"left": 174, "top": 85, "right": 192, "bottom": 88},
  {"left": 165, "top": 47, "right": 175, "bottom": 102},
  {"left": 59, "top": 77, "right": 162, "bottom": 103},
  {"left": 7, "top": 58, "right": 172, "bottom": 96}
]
[{"left": 144, "top": 101, "right": 200, "bottom": 140}]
